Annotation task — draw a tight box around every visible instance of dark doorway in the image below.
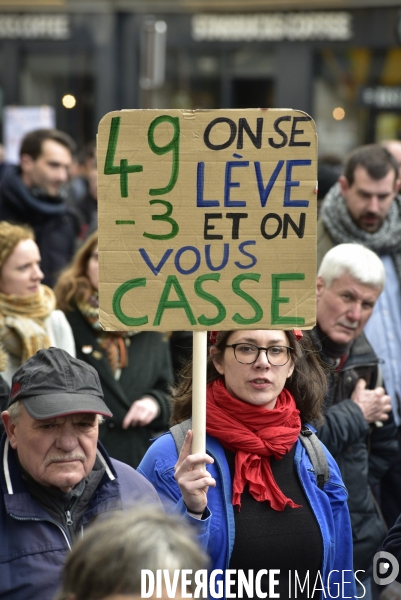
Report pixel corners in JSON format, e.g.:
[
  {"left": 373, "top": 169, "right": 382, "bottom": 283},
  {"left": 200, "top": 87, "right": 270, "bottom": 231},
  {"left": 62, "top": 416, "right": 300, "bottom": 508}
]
[{"left": 231, "top": 78, "right": 274, "bottom": 109}]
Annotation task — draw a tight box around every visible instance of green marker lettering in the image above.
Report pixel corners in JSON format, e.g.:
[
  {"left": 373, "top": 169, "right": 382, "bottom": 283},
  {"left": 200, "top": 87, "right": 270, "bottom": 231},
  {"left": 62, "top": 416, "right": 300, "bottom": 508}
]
[
  {"left": 232, "top": 273, "right": 263, "bottom": 325},
  {"left": 194, "top": 273, "right": 226, "bottom": 326},
  {"left": 148, "top": 115, "right": 180, "bottom": 196},
  {"left": 153, "top": 275, "right": 196, "bottom": 326},
  {"left": 143, "top": 200, "right": 179, "bottom": 240},
  {"left": 112, "top": 278, "right": 148, "bottom": 326},
  {"left": 104, "top": 116, "right": 143, "bottom": 198},
  {"left": 271, "top": 273, "right": 305, "bottom": 325}
]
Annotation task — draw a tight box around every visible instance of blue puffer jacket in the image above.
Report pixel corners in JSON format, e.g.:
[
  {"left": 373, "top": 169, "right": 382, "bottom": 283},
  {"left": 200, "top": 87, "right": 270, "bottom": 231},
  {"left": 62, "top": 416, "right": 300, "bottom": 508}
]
[
  {"left": 0, "top": 435, "right": 161, "bottom": 600},
  {"left": 138, "top": 429, "right": 357, "bottom": 599}
]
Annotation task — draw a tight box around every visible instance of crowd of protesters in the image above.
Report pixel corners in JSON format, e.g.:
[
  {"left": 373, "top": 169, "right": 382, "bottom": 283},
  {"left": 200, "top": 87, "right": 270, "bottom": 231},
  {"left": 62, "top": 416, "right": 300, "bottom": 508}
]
[{"left": 0, "top": 127, "right": 401, "bottom": 600}]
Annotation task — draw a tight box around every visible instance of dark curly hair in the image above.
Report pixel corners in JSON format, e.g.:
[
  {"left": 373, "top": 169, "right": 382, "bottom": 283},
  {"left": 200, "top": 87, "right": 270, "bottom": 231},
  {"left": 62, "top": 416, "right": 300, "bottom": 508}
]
[{"left": 171, "top": 330, "right": 328, "bottom": 425}]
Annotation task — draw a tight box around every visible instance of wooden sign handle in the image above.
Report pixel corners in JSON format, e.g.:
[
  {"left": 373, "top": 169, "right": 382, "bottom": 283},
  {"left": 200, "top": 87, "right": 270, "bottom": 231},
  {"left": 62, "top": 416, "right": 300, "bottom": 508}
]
[{"left": 191, "top": 330, "right": 207, "bottom": 455}]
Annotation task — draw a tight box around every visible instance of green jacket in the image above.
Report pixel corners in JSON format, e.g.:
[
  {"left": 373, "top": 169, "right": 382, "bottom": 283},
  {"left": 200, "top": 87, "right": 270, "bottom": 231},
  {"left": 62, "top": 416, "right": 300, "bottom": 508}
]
[{"left": 65, "top": 309, "right": 173, "bottom": 468}]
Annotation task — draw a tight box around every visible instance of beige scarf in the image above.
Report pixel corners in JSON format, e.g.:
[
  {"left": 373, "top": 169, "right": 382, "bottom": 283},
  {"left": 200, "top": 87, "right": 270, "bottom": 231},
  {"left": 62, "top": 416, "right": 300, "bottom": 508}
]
[{"left": 0, "top": 285, "right": 56, "bottom": 364}]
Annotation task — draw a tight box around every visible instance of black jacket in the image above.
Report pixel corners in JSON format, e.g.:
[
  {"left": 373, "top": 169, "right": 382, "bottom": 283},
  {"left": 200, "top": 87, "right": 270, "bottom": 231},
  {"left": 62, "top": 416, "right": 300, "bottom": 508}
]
[
  {"left": 383, "top": 512, "right": 401, "bottom": 583},
  {"left": 65, "top": 308, "right": 173, "bottom": 468},
  {"left": 314, "top": 328, "right": 398, "bottom": 574},
  {"left": 0, "top": 167, "right": 79, "bottom": 287}
]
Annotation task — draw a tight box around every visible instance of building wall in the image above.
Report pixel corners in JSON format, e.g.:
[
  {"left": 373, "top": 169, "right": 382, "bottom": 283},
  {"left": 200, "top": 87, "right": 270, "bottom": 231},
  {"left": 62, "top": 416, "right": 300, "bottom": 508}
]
[{"left": 0, "top": 5, "right": 400, "bottom": 156}]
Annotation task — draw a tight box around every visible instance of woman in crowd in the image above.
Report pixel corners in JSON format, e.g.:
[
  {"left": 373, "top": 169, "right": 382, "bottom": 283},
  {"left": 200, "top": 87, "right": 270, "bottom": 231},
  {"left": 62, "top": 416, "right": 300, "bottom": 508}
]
[
  {"left": 54, "top": 232, "right": 173, "bottom": 469},
  {"left": 138, "top": 329, "right": 356, "bottom": 599},
  {"left": 0, "top": 221, "right": 75, "bottom": 389}
]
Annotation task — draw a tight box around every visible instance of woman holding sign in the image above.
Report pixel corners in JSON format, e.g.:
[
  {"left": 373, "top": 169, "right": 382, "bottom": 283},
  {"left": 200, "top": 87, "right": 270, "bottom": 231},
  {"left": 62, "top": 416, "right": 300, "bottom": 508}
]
[
  {"left": 138, "top": 329, "right": 356, "bottom": 599},
  {"left": 54, "top": 232, "right": 173, "bottom": 469}
]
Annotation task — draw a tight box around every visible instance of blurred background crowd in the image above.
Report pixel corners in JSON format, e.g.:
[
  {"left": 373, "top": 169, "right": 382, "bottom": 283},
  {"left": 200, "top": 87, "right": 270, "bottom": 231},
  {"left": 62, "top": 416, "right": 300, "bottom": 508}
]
[{"left": 1, "top": 1, "right": 401, "bottom": 599}]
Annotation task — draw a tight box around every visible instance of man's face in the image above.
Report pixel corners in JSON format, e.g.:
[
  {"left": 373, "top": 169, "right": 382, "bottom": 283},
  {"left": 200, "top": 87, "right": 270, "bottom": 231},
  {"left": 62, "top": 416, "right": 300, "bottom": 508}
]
[
  {"left": 339, "top": 165, "right": 399, "bottom": 233},
  {"left": 20, "top": 139, "right": 72, "bottom": 197},
  {"left": 2, "top": 406, "right": 99, "bottom": 492},
  {"left": 316, "top": 273, "right": 381, "bottom": 345}
]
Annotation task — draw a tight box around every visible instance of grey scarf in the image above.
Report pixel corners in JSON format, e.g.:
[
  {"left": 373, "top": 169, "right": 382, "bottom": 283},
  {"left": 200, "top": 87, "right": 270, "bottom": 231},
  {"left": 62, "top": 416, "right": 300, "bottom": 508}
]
[{"left": 320, "top": 182, "right": 401, "bottom": 281}]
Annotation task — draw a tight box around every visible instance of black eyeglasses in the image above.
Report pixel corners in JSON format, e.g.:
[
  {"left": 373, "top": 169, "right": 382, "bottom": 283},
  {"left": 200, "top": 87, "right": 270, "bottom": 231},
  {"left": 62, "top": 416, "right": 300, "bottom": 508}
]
[{"left": 225, "top": 343, "right": 293, "bottom": 366}]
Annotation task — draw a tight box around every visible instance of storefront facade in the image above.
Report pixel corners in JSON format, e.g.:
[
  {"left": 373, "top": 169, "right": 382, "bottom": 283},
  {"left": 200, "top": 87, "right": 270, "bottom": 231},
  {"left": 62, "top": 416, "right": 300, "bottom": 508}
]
[{"left": 1, "top": 4, "right": 401, "bottom": 156}]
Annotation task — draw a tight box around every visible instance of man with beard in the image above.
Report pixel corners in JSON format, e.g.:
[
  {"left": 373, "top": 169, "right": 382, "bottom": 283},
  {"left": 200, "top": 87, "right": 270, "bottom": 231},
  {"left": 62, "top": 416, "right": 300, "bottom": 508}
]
[
  {"left": 0, "top": 129, "right": 79, "bottom": 287},
  {"left": 318, "top": 144, "right": 401, "bottom": 531}
]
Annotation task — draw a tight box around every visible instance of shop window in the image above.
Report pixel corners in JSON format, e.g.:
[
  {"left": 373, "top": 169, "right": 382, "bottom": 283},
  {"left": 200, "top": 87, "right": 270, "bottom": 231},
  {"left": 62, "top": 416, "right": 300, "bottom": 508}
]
[
  {"left": 19, "top": 50, "right": 94, "bottom": 147},
  {"left": 314, "top": 47, "right": 401, "bottom": 156}
]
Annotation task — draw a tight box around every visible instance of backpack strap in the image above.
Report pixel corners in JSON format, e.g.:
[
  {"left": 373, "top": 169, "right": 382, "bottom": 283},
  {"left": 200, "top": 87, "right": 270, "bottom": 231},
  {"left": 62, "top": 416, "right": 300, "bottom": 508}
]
[
  {"left": 299, "top": 426, "right": 330, "bottom": 490},
  {"left": 170, "top": 420, "right": 330, "bottom": 490},
  {"left": 170, "top": 419, "right": 192, "bottom": 455}
]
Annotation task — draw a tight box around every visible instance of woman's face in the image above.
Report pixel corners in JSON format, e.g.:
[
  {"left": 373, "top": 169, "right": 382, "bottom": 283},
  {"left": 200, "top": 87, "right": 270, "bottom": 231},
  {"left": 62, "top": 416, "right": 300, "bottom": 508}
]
[
  {"left": 211, "top": 330, "right": 294, "bottom": 410},
  {"left": 86, "top": 245, "right": 99, "bottom": 290},
  {"left": 0, "top": 238, "right": 44, "bottom": 296}
]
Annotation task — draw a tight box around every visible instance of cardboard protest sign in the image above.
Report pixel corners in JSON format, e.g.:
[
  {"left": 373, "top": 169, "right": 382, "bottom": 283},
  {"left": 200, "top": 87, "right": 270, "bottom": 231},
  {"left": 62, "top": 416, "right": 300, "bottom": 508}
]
[{"left": 97, "top": 109, "right": 317, "bottom": 332}]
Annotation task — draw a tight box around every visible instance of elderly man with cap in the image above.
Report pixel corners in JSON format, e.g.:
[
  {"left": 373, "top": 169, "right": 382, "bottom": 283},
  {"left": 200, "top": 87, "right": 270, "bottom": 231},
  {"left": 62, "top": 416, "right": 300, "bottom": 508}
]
[{"left": 0, "top": 347, "right": 161, "bottom": 600}]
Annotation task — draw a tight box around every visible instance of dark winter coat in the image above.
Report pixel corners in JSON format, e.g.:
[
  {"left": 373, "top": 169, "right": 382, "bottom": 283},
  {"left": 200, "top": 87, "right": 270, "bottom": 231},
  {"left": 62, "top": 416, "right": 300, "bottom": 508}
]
[
  {"left": 382, "top": 512, "right": 401, "bottom": 583},
  {"left": 0, "top": 166, "right": 79, "bottom": 287},
  {"left": 0, "top": 434, "right": 161, "bottom": 600},
  {"left": 314, "top": 328, "right": 398, "bottom": 574},
  {"left": 65, "top": 308, "right": 173, "bottom": 468}
]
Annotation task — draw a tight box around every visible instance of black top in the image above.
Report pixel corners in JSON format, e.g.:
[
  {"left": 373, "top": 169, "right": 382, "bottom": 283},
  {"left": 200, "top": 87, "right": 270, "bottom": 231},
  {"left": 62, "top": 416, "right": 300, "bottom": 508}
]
[{"left": 226, "top": 445, "right": 323, "bottom": 599}]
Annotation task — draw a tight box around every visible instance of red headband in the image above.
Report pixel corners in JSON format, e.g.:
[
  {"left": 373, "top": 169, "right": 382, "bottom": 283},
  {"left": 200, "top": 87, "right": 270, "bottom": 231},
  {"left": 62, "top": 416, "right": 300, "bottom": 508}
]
[
  {"left": 209, "top": 331, "right": 220, "bottom": 345},
  {"left": 209, "top": 330, "right": 303, "bottom": 344}
]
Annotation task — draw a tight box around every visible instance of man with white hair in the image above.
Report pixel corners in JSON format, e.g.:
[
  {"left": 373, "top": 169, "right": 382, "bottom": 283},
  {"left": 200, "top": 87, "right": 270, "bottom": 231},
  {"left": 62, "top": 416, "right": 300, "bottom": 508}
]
[
  {"left": 314, "top": 243, "right": 398, "bottom": 600},
  {"left": 0, "top": 347, "right": 160, "bottom": 600},
  {"left": 318, "top": 144, "right": 401, "bottom": 534}
]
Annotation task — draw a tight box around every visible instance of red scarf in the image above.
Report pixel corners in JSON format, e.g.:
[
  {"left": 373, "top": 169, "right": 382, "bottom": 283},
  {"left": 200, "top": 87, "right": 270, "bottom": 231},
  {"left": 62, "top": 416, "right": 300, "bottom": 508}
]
[{"left": 206, "top": 378, "right": 302, "bottom": 511}]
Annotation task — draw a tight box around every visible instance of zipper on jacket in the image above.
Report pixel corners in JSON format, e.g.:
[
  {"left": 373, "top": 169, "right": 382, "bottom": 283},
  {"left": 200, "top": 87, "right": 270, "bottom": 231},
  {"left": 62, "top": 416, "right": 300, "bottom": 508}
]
[
  {"left": 10, "top": 513, "right": 71, "bottom": 550},
  {"left": 64, "top": 496, "right": 80, "bottom": 541}
]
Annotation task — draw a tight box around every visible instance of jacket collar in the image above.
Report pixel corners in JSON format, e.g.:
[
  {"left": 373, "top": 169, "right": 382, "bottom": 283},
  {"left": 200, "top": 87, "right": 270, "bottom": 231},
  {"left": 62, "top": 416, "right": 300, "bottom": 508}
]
[
  {"left": 1, "top": 166, "right": 67, "bottom": 217},
  {"left": 311, "top": 327, "right": 378, "bottom": 370}
]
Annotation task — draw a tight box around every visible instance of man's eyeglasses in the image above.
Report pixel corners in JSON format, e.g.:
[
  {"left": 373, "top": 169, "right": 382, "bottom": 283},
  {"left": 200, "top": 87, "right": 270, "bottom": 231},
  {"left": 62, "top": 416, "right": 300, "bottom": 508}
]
[{"left": 225, "top": 343, "right": 293, "bottom": 366}]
